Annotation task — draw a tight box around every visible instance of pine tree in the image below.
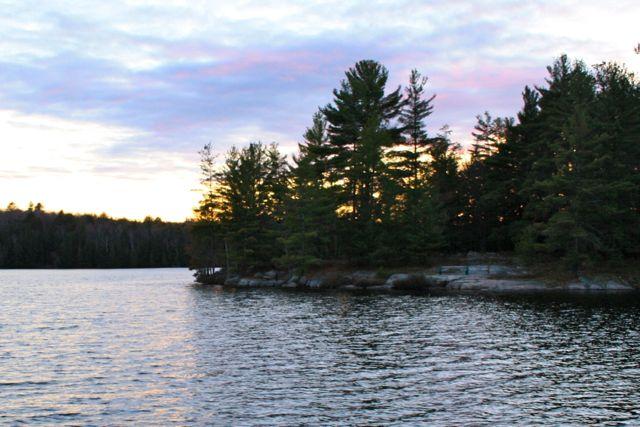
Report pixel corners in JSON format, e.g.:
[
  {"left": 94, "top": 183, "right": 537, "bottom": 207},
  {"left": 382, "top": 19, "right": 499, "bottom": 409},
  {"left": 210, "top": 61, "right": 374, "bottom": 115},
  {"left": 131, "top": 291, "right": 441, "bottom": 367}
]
[
  {"left": 459, "top": 113, "right": 511, "bottom": 251},
  {"left": 274, "top": 112, "right": 338, "bottom": 271},
  {"left": 195, "top": 142, "right": 218, "bottom": 221},
  {"left": 190, "top": 143, "right": 224, "bottom": 269},
  {"left": 378, "top": 70, "right": 442, "bottom": 265},
  {"left": 213, "top": 142, "right": 289, "bottom": 273},
  {"left": 516, "top": 56, "right": 599, "bottom": 270},
  {"left": 481, "top": 87, "right": 540, "bottom": 250},
  {"left": 589, "top": 62, "right": 640, "bottom": 259},
  {"left": 184, "top": 55, "right": 640, "bottom": 275},
  {"left": 321, "top": 60, "right": 404, "bottom": 263},
  {"left": 393, "top": 69, "right": 435, "bottom": 189},
  {"left": 428, "top": 127, "right": 462, "bottom": 250}
]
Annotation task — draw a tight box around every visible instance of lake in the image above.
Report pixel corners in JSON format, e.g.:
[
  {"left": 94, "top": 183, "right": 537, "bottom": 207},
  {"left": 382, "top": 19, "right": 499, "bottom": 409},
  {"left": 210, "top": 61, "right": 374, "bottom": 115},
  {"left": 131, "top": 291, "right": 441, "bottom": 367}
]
[{"left": 1, "top": 268, "right": 639, "bottom": 425}]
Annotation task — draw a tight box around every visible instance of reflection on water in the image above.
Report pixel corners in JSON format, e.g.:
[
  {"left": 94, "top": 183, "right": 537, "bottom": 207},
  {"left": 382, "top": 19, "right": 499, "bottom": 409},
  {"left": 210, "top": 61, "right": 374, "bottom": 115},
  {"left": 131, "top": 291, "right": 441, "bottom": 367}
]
[{"left": 1, "top": 269, "right": 640, "bottom": 425}]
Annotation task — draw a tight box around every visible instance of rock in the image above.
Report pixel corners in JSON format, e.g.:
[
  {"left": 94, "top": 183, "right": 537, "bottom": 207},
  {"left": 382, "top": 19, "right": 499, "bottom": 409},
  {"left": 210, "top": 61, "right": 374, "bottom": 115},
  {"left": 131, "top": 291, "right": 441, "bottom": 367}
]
[
  {"left": 602, "top": 281, "right": 634, "bottom": 290},
  {"left": 438, "top": 265, "right": 468, "bottom": 275},
  {"left": 467, "top": 265, "right": 492, "bottom": 275},
  {"left": 485, "top": 265, "right": 529, "bottom": 276},
  {"left": 384, "top": 273, "right": 411, "bottom": 286},
  {"left": 237, "top": 278, "right": 252, "bottom": 286},
  {"left": 385, "top": 273, "right": 425, "bottom": 290},
  {"left": 345, "top": 271, "right": 385, "bottom": 288},
  {"left": 490, "top": 279, "right": 546, "bottom": 291},
  {"left": 432, "top": 264, "right": 531, "bottom": 278},
  {"left": 347, "top": 271, "right": 374, "bottom": 279},
  {"left": 366, "top": 284, "right": 393, "bottom": 291},
  {"left": 232, "top": 278, "right": 284, "bottom": 287},
  {"left": 448, "top": 278, "right": 546, "bottom": 292},
  {"left": 422, "top": 274, "right": 453, "bottom": 287},
  {"left": 443, "top": 277, "right": 469, "bottom": 290},
  {"left": 224, "top": 276, "right": 240, "bottom": 286},
  {"left": 221, "top": 268, "right": 636, "bottom": 293},
  {"left": 262, "top": 279, "right": 282, "bottom": 287},
  {"left": 263, "top": 270, "right": 278, "bottom": 280},
  {"left": 565, "top": 277, "right": 634, "bottom": 291},
  {"left": 307, "top": 278, "right": 324, "bottom": 288}
]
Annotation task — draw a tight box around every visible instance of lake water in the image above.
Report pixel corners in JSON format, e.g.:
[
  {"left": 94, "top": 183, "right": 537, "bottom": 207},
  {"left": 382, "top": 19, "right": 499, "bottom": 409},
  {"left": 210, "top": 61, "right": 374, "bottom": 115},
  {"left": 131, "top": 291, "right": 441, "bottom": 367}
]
[{"left": 1, "top": 268, "right": 640, "bottom": 425}]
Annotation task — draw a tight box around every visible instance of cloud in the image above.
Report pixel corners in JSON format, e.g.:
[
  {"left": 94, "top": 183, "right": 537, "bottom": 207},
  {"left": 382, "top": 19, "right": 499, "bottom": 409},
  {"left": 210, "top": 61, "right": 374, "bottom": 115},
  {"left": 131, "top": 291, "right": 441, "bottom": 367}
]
[{"left": 1, "top": 0, "right": 638, "bottom": 219}]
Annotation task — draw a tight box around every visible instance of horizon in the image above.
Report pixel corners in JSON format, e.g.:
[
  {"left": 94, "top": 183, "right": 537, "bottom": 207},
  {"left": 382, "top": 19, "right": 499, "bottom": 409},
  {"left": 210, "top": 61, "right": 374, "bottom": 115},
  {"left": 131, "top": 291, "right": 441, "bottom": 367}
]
[
  {"left": 2, "top": 0, "right": 639, "bottom": 221},
  {"left": 0, "top": 200, "right": 187, "bottom": 223}
]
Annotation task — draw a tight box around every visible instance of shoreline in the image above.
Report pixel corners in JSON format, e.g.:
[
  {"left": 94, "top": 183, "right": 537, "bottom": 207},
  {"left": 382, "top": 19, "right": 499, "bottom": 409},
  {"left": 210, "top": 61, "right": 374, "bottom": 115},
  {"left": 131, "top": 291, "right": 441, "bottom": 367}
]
[{"left": 194, "top": 256, "right": 638, "bottom": 293}]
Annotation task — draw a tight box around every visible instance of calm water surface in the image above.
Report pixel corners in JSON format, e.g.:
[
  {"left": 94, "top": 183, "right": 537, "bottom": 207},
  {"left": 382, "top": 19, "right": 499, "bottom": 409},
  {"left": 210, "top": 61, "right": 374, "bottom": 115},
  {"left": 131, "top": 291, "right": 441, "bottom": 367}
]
[{"left": 1, "top": 268, "right": 640, "bottom": 425}]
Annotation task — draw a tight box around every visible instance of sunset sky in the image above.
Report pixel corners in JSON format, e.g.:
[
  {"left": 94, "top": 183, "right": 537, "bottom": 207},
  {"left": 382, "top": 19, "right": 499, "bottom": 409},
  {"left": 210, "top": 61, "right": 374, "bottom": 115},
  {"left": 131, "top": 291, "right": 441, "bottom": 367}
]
[{"left": 1, "top": 0, "right": 638, "bottom": 221}]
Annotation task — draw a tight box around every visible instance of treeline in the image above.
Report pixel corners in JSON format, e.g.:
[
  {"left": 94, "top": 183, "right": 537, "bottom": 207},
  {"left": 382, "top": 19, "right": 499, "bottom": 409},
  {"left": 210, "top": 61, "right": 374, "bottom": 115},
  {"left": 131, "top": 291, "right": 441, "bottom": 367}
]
[
  {"left": 0, "top": 203, "right": 189, "bottom": 268},
  {"left": 191, "top": 55, "right": 640, "bottom": 274}
]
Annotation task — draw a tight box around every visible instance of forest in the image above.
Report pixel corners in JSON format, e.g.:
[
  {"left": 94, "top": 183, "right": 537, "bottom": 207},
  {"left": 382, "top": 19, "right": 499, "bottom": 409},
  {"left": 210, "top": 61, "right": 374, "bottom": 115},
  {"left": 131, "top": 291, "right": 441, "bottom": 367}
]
[
  {"left": 191, "top": 55, "right": 640, "bottom": 275},
  {"left": 0, "top": 203, "right": 189, "bottom": 268}
]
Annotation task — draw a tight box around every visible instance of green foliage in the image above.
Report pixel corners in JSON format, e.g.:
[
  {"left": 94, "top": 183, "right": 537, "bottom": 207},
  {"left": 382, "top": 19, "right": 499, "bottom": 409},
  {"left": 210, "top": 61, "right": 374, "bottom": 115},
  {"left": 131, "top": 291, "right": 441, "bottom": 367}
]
[
  {"left": 274, "top": 112, "right": 338, "bottom": 272},
  {"left": 485, "top": 56, "right": 640, "bottom": 270},
  {"left": 0, "top": 205, "right": 188, "bottom": 268},
  {"left": 321, "top": 60, "right": 403, "bottom": 230},
  {"left": 457, "top": 113, "right": 513, "bottom": 251},
  {"left": 191, "top": 141, "right": 290, "bottom": 274},
  {"left": 190, "top": 55, "right": 640, "bottom": 274}
]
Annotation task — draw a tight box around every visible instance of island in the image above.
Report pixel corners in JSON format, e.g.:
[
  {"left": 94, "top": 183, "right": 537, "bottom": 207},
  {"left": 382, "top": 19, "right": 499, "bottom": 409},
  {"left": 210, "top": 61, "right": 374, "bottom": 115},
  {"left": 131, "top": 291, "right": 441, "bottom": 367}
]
[{"left": 189, "top": 56, "right": 640, "bottom": 292}]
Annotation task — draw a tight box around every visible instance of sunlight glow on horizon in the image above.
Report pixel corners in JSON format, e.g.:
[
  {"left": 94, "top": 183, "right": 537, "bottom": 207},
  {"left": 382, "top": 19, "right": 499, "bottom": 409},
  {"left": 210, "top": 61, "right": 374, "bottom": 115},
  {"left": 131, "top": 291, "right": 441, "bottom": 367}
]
[{"left": 1, "top": 110, "right": 199, "bottom": 221}]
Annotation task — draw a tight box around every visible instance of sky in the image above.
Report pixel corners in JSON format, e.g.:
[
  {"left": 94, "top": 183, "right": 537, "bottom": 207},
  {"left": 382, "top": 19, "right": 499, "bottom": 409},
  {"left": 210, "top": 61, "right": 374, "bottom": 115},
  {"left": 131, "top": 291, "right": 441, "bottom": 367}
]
[{"left": 1, "top": 0, "right": 639, "bottom": 221}]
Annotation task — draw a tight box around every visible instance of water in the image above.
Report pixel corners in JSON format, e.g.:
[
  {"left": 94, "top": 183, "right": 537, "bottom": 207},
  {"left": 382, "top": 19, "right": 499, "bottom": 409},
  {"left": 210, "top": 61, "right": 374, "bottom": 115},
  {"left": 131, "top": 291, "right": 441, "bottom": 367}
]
[{"left": 1, "top": 269, "right": 639, "bottom": 425}]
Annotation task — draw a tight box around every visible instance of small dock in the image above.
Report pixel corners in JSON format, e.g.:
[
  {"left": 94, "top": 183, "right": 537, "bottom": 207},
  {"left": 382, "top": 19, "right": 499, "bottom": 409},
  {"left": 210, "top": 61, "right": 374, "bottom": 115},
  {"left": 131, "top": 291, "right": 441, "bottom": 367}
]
[{"left": 194, "top": 267, "right": 225, "bottom": 285}]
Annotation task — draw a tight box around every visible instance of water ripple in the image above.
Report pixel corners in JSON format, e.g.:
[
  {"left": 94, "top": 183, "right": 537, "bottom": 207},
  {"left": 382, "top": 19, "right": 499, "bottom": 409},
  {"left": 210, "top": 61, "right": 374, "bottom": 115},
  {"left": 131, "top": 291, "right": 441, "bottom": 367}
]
[{"left": 1, "top": 269, "right": 640, "bottom": 425}]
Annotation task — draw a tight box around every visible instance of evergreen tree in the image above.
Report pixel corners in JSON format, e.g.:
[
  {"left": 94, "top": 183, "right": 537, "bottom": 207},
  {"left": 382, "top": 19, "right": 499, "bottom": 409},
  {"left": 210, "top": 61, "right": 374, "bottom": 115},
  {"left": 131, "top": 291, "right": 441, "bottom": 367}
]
[
  {"left": 321, "top": 60, "right": 403, "bottom": 263},
  {"left": 516, "top": 56, "right": 597, "bottom": 269},
  {"left": 428, "top": 127, "right": 462, "bottom": 250},
  {"left": 190, "top": 143, "right": 224, "bottom": 269},
  {"left": 518, "top": 61, "right": 640, "bottom": 269},
  {"left": 185, "top": 55, "right": 640, "bottom": 275},
  {"left": 378, "top": 70, "right": 443, "bottom": 265},
  {"left": 459, "top": 113, "right": 511, "bottom": 251},
  {"left": 589, "top": 62, "right": 640, "bottom": 259},
  {"left": 481, "top": 87, "right": 540, "bottom": 250},
  {"left": 213, "top": 142, "right": 289, "bottom": 273},
  {"left": 0, "top": 205, "right": 189, "bottom": 268},
  {"left": 275, "top": 112, "right": 338, "bottom": 271},
  {"left": 195, "top": 142, "right": 218, "bottom": 221},
  {"left": 393, "top": 69, "right": 435, "bottom": 189}
]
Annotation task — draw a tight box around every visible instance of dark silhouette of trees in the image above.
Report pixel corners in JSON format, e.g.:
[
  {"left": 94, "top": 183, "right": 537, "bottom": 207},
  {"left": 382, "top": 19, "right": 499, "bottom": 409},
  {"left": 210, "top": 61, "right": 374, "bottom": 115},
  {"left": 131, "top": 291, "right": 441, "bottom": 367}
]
[
  {"left": 184, "top": 54, "right": 640, "bottom": 274},
  {"left": 12, "top": 55, "right": 635, "bottom": 274},
  {"left": 0, "top": 204, "right": 189, "bottom": 268},
  {"left": 11, "top": 54, "right": 632, "bottom": 274},
  {"left": 274, "top": 112, "right": 339, "bottom": 270},
  {"left": 320, "top": 60, "right": 405, "bottom": 263},
  {"left": 191, "top": 142, "right": 289, "bottom": 274}
]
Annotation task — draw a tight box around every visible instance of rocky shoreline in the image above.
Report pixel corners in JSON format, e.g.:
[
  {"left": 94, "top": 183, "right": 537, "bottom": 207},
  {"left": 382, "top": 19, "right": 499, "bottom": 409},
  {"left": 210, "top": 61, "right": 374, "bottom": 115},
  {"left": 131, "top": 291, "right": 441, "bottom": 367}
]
[{"left": 195, "top": 263, "right": 637, "bottom": 293}]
